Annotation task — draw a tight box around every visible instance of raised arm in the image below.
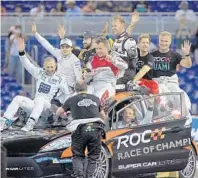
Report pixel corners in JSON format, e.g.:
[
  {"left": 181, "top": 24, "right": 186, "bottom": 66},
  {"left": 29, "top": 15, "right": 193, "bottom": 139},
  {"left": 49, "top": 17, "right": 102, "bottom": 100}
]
[
  {"left": 17, "top": 38, "right": 40, "bottom": 78},
  {"left": 180, "top": 40, "right": 192, "bottom": 68},
  {"left": 57, "top": 24, "right": 66, "bottom": 39},
  {"left": 31, "top": 23, "right": 60, "bottom": 58},
  {"left": 126, "top": 12, "right": 140, "bottom": 35}
]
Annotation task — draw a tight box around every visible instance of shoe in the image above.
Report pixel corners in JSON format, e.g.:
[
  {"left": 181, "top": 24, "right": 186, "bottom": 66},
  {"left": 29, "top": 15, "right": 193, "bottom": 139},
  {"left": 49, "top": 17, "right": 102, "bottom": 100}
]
[
  {"left": 0, "top": 117, "right": 13, "bottom": 131},
  {"left": 21, "top": 118, "right": 36, "bottom": 132},
  {"left": 71, "top": 173, "right": 84, "bottom": 178}
]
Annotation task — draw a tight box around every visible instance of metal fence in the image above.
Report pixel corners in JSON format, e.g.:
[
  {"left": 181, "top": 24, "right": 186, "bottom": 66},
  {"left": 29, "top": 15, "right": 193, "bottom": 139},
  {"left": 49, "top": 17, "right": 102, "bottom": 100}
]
[{"left": 1, "top": 12, "right": 198, "bottom": 36}]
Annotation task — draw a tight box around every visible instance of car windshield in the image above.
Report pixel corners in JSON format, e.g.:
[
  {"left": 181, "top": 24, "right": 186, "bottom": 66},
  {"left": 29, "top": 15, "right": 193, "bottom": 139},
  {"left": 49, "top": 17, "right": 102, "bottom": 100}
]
[{"left": 112, "top": 92, "right": 188, "bottom": 129}]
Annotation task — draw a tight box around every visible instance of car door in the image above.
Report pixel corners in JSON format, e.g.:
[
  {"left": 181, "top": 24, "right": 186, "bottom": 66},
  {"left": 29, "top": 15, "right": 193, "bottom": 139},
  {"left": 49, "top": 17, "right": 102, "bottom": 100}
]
[{"left": 106, "top": 93, "right": 192, "bottom": 177}]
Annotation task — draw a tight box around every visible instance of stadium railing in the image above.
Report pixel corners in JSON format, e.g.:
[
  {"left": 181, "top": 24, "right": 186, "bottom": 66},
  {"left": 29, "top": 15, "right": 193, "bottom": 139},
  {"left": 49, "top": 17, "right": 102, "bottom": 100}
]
[{"left": 1, "top": 12, "right": 198, "bottom": 36}]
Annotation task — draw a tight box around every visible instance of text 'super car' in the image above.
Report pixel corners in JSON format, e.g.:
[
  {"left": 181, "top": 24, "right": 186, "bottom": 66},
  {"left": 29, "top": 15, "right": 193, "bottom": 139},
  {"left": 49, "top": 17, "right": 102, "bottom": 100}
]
[{"left": 1, "top": 91, "right": 198, "bottom": 178}]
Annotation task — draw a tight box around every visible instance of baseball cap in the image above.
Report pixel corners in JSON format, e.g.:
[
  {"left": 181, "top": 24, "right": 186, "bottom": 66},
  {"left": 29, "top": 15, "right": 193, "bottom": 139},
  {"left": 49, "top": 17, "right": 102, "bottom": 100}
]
[
  {"left": 80, "top": 31, "right": 96, "bottom": 39},
  {"left": 60, "top": 38, "right": 73, "bottom": 47}
]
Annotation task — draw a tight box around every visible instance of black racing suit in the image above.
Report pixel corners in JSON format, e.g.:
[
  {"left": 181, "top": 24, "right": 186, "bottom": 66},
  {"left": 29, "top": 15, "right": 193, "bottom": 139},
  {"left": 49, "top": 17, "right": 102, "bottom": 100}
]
[
  {"left": 62, "top": 93, "right": 105, "bottom": 178},
  {"left": 72, "top": 48, "right": 96, "bottom": 69},
  {"left": 112, "top": 31, "right": 138, "bottom": 84}
]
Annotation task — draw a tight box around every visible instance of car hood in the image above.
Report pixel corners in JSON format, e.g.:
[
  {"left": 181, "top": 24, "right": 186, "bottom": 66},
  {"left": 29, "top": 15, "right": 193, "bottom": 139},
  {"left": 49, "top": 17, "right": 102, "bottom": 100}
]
[{"left": 1, "top": 128, "right": 70, "bottom": 143}]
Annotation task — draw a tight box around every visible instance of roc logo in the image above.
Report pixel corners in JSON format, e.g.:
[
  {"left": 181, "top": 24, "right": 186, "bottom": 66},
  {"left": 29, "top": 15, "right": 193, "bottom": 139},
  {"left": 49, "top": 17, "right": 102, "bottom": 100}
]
[{"left": 151, "top": 127, "right": 166, "bottom": 141}]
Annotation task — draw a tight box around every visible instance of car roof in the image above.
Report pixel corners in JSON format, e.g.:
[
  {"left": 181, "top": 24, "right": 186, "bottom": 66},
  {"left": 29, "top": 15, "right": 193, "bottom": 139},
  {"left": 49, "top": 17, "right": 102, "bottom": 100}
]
[{"left": 111, "top": 92, "right": 135, "bottom": 104}]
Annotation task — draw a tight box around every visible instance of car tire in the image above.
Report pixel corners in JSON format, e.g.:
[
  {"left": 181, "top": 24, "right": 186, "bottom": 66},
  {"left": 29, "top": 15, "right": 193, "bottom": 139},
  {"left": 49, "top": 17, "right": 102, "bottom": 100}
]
[
  {"left": 93, "top": 146, "right": 110, "bottom": 178},
  {"left": 179, "top": 147, "right": 197, "bottom": 178}
]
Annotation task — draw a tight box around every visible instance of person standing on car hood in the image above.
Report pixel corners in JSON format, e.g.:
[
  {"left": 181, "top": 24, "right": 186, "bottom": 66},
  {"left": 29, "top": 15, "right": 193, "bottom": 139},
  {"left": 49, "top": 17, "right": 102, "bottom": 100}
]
[
  {"left": 31, "top": 23, "right": 82, "bottom": 104},
  {"left": 56, "top": 80, "right": 106, "bottom": 178},
  {"left": 111, "top": 14, "right": 138, "bottom": 84}
]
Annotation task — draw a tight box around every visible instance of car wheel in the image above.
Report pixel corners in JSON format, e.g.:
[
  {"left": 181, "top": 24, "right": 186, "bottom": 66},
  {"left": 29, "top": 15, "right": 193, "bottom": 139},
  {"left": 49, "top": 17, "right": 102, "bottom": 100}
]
[
  {"left": 179, "top": 147, "right": 196, "bottom": 178},
  {"left": 93, "top": 146, "right": 109, "bottom": 178}
]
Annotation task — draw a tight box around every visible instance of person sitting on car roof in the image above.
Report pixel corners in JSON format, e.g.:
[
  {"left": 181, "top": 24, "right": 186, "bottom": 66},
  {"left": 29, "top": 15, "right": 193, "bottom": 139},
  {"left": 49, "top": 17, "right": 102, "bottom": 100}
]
[{"left": 0, "top": 38, "right": 71, "bottom": 132}]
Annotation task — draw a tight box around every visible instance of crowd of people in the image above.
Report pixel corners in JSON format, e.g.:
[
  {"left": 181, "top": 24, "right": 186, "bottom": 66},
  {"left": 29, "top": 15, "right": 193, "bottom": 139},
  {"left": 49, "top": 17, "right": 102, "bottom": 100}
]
[
  {"left": 1, "top": 0, "right": 197, "bottom": 19},
  {"left": 0, "top": 3, "right": 196, "bottom": 178}
]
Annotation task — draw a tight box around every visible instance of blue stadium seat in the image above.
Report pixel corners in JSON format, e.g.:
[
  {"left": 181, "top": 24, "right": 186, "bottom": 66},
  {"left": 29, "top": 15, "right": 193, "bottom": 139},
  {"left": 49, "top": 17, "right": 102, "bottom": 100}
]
[
  {"left": 1, "top": 73, "right": 28, "bottom": 112},
  {"left": 1, "top": 1, "right": 198, "bottom": 12}
]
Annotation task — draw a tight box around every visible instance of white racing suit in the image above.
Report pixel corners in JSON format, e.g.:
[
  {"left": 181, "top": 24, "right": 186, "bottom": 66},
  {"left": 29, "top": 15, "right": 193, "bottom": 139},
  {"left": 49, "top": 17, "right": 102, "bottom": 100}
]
[
  {"left": 3, "top": 53, "right": 70, "bottom": 124},
  {"left": 153, "top": 74, "right": 191, "bottom": 110},
  {"left": 153, "top": 74, "right": 192, "bottom": 123},
  {"left": 112, "top": 31, "right": 138, "bottom": 84},
  {"left": 35, "top": 33, "right": 82, "bottom": 103},
  {"left": 85, "top": 52, "right": 128, "bottom": 105}
]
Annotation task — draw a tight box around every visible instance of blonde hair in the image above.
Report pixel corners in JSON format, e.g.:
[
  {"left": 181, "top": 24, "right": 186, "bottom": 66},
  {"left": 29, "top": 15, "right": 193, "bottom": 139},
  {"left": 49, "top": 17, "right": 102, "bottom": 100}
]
[
  {"left": 43, "top": 57, "right": 56, "bottom": 67},
  {"left": 138, "top": 33, "right": 151, "bottom": 43},
  {"left": 159, "top": 31, "right": 172, "bottom": 40},
  {"left": 96, "top": 36, "right": 110, "bottom": 49},
  {"left": 112, "top": 14, "right": 125, "bottom": 24}
]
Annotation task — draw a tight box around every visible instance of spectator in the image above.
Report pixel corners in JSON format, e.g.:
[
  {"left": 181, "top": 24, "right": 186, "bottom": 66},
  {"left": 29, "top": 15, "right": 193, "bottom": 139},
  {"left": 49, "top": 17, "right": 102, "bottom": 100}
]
[
  {"left": 5, "top": 25, "right": 24, "bottom": 83},
  {"left": 14, "top": 4, "right": 23, "bottom": 23},
  {"left": 175, "top": 18, "right": 192, "bottom": 54},
  {"left": 1, "top": 6, "right": 6, "bottom": 16},
  {"left": 81, "top": 1, "right": 96, "bottom": 13},
  {"left": 112, "top": 1, "right": 133, "bottom": 12},
  {"left": 30, "top": 2, "right": 45, "bottom": 18},
  {"left": 133, "top": 1, "right": 151, "bottom": 13},
  {"left": 15, "top": 4, "right": 22, "bottom": 15},
  {"left": 65, "top": 0, "right": 82, "bottom": 15},
  {"left": 56, "top": 1, "right": 65, "bottom": 13},
  {"left": 50, "top": 8, "right": 58, "bottom": 15},
  {"left": 95, "top": 1, "right": 113, "bottom": 12},
  {"left": 175, "top": 1, "right": 197, "bottom": 23}
]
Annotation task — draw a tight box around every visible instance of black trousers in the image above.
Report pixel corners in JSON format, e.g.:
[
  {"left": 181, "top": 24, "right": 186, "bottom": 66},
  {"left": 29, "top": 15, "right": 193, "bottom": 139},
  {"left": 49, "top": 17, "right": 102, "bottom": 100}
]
[
  {"left": 116, "top": 68, "right": 136, "bottom": 84},
  {"left": 71, "top": 124, "right": 102, "bottom": 178}
]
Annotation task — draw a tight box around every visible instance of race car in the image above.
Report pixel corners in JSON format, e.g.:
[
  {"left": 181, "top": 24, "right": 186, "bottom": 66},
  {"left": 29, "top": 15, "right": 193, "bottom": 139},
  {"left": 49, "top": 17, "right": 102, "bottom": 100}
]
[{"left": 1, "top": 91, "right": 197, "bottom": 178}]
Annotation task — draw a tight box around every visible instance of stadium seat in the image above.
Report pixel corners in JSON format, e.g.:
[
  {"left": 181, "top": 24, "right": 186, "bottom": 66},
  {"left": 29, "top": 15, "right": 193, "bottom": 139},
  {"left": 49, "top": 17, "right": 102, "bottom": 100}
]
[{"left": 0, "top": 73, "right": 29, "bottom": 113}]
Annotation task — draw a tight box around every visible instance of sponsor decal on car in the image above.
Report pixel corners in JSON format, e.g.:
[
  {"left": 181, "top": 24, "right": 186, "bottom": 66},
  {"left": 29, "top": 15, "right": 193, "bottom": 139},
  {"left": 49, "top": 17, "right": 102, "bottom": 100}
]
[
  {"left": 35, "top": 157, "right": 72, "bottom": 164},
  {"left": 118, "top": 159, "right": 182, "bottom": 170},
  {"left": 6, "top": 167, "right": 34, "bottom": 171},
  {"left": 117, "top": 127, "right": 166, "bottom": 149},
  {"left": 117, "top": 138, "right": 191, "bottom": 160}
]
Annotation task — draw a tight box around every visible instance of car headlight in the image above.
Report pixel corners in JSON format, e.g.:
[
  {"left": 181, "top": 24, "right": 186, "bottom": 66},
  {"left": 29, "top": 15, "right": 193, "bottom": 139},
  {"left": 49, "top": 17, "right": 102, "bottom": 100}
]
[{"left": 40, "top": 135, "right": 71, "bottom": 152}]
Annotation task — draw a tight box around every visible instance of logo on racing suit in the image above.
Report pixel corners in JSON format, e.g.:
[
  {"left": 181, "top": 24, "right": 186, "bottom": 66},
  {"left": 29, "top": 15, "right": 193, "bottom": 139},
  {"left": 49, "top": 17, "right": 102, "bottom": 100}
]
[{"left": 77, "top": 99, "right": 97, "bottom": 107}]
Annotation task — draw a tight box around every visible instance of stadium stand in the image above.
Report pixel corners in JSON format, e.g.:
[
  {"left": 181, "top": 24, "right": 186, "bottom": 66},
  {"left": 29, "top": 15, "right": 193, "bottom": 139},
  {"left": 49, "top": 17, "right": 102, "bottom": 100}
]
[
  {"left": 1, "top": 72, "right": 30, "bottom": 114},
  {"left": 1, "top": 1, "right": 198, "bottom": 12}
]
